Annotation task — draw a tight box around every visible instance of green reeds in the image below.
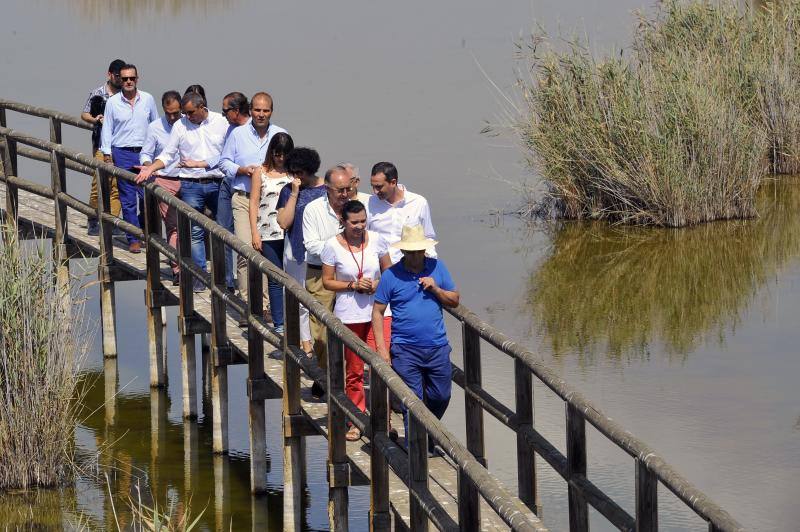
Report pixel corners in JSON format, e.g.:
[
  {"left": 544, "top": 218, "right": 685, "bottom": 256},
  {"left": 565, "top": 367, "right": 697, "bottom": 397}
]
[
  {"left": 516, "top": 0, "right": 800, "bottom": 226},
  {"left": 0, "top": 226, "right": 89, "bottom": 490}
]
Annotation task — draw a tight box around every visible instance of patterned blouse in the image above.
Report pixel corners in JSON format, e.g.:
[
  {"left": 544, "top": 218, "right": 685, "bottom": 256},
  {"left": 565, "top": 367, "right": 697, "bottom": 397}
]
[{"left": 257, "top": 169, "right": 292, "bottom": 241}]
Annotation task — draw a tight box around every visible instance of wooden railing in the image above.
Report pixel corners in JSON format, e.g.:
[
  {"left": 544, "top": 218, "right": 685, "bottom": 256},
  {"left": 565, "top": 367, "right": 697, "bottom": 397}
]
[{"left": 0, "top": 97, "right": 745, "bottom": 531}]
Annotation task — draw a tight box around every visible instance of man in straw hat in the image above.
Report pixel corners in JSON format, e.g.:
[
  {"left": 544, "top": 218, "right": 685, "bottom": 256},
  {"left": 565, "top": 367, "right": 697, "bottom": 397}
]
[{"left": 371, "top": 224, "right": 460, "bottom": 447}]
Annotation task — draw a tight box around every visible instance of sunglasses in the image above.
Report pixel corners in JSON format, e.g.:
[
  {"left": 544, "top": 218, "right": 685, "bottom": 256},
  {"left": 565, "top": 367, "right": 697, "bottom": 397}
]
[
  {"left": 120, "top": 76, "right": 138, "bottom": 82},
  {"left": 222, "top": 107, "right": 236, "bottom": 114}
]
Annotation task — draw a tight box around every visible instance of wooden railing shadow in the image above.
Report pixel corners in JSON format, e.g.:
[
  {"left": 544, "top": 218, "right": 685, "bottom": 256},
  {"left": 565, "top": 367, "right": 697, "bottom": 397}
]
[{"left": 0, "top": 98, "right": 744, "bottom": 531}]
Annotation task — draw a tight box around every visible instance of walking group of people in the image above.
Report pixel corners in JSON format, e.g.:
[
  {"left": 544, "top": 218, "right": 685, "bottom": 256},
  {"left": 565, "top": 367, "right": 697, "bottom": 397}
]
[{"left": 82, "top": 59, "right": 460, "bottom": 445}]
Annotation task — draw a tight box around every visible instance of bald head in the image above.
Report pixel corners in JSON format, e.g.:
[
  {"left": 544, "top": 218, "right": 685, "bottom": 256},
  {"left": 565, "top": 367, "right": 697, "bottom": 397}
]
[
  {"left": 251, "top": 92, "right": 274, "bottom": 131},
  {"left": 326, "top": 166, "right": 351, "bottom": 212}
]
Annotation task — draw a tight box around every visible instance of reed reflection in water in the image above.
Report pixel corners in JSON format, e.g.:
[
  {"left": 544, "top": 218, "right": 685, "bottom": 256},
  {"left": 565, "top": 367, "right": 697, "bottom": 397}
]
[
  {"left": 528, "top": 178, "right": 800, "bottom": 361},
  {"left": 64, "top": 0, "right": 234, "bottom": 24}
]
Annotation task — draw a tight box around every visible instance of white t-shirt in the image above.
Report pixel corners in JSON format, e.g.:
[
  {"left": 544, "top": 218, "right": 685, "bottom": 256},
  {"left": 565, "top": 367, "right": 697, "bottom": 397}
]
[{"left": 320, "top": 230, "right": 388, "bottom": 324}]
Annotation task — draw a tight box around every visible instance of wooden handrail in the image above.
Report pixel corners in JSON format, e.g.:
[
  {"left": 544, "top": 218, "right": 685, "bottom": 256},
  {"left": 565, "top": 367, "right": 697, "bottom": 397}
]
[{"left": 0, "top": 101, "right": 548, "bottom": 531}]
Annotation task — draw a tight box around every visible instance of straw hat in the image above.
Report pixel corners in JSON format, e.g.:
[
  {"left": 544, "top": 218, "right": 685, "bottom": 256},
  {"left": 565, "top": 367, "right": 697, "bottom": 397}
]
[{"left": 390, "top": 224, "right": 438, "bottom": 251}]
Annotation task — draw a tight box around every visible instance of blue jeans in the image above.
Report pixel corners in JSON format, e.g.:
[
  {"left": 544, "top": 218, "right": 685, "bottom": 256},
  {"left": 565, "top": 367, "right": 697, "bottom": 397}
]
[
  {"left": 261, "top": 239, "right": 285, "bottom": 328},
  {"left": 216, "top": 176, "right": 235, "bottom": 289},
  {"left": 111, "top": 147, "right": 144, "bottom": 244},
  {"left": 179, "top": 179, "right": 220, "bottom": 271},
  {"left": 391, "top": 343, "right": 452, "bottom": 442}
]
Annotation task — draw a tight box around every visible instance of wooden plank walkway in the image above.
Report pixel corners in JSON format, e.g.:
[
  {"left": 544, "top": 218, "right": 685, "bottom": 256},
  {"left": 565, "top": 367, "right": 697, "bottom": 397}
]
[{"left": 2, "top": 184, "right": 514, "bottom": 530}]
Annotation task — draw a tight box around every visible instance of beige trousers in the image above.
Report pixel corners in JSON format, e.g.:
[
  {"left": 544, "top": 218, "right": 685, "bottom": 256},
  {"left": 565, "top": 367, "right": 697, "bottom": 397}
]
[
  {"left": 232, "top": 191, "right": 252, "bottom": 297},
  {"left": 305, "top": 266, "right": 335, "bottom": 371}
]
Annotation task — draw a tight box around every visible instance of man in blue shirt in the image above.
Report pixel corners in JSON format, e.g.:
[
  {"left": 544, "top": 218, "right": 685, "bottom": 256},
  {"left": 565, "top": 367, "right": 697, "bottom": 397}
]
[
  {"left": 99, "top": 63, "right": 158, "bottom": 253},
  {"left": 372, "top": 224, "right": 460, "bottom": 445},
  {"left": 219, "top": 92, "right": 287, "bottom": 300}
]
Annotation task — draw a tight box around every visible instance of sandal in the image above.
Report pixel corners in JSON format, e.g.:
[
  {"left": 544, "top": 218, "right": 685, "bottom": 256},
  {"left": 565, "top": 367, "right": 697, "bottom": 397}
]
[{"left": 345, "top": 426, "right": 361, "bottom": 442}]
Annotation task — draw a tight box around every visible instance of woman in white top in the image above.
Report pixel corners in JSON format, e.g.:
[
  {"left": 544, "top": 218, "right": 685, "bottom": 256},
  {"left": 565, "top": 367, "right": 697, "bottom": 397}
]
[
  {"left": 249, "top": 132, "right": 294, "bottom": 334},
  {"left": 321, "top": 200, "right": 392, "bottom": 441}
]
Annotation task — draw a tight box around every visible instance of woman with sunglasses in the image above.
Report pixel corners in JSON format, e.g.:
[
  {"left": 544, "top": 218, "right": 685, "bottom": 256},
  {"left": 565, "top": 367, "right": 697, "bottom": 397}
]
[
  {"left": 249, "top": 132, "right": 294, "bottom": 334},
  {"left": 321, "top": 199, "right": 392, "bottom": 441}
]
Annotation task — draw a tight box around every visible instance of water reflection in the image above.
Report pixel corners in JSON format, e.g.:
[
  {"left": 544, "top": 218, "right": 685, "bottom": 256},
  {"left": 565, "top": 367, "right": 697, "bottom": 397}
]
[
  {"left": 528, "top": 179, "right": 800, "bottom": 361},
  {"left": 66, "top": 0, "right": 234, "bottom": 24}
]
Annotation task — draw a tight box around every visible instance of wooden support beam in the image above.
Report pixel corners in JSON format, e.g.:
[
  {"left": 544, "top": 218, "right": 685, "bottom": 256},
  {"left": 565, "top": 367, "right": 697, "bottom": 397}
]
[
  {"left": 460, "top": 322, "right": 484, "bottom": 531},
  {"left": 1, "top": 135, "right": 18, "bottom": 227},
  {"left": 209, "top": 233, "right": 229, "bottom": 454},
  {"left": 636, "top": 458, "right": 658, "bottom": 532},
  {"left": 515, "top": 358, "right": 541, "bottom": 515},
  {"left": 327, "top": 334, "right": 349, "bottom": 531},
  {"left": 247, "top": 262, "right": 268, "bottom": 494},
  {"left": 144, "top": 187, "right": 167, "bottom": 388},
  {"left": 369, "top": 376, "right": 391, "bottom": 532},
  {"left": 178, "top": 312, "right": 212, "bottom": 335},
  {"left": 283, "top": 413, "right": 318, "bottom": 438},
  {"left": 566, "top": 403, "right": 589, "bottom": 531},
  {"left": 96, "top": 168, "right": 118, "bottom": 358},
  {"left": 177, "top": 211, "right": 197, "bottom": 419},
  {"left": 282, "top": 292, "right": 306, "bottom": 532},
  {"left": 408, "top": 412, "right": 430, "bottom": 532}
]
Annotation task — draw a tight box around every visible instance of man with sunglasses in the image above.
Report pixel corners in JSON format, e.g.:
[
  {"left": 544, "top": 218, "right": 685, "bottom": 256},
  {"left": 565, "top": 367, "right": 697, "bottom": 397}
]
[
  {"left": 99, "top": 63, "right": 158, "bottom": 253},
  {"left": 81, "top": 58, "right": 125, "bottom": 236},
  {"left": 216, "top": 91, "right": 251, "bottom": 292},
  {"left": 136, "top": 92, "right": 228, "bottom": 292}
]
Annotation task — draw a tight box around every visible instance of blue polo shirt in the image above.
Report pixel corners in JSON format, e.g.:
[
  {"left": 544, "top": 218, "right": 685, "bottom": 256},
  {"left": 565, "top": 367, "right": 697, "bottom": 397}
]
[{"left": 374, "top": 258, "right": 456, "bottom": 348}]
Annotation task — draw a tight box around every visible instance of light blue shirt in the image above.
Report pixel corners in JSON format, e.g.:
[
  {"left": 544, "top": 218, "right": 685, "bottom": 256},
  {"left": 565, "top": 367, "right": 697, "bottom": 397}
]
[
  {"left": 140, "top": 117, "right": 180, "bottom": 176},
  {"left": 99, "top": 90, "right": 158, "bottom": 155},
  {"left": 219, "top": 122, "right": 287, "bottom": 192}
]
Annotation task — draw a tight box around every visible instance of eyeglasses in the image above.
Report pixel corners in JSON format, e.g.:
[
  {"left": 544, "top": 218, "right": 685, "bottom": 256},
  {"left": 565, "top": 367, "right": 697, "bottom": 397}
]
[
  {"left": 328, "top": 185, "right": 354, "bottom": 194},
  {"left": 222, "top": 108, "right": 236, "bottom": 114},
  {"left": 120, "top": 76, "right": 137, "bottom": 82}
]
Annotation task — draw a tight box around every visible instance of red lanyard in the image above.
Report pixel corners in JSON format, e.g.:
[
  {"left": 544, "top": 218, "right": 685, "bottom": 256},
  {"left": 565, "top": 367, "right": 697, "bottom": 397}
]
[{"left": 347, "top": 236, "right": 365, "bottom": 279}]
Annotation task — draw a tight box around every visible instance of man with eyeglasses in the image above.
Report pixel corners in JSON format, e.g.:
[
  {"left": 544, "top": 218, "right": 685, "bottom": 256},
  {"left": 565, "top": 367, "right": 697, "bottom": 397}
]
[
  {"left": 99, "top": 63, "right": 159, "bottom": 253},
  {"left": 216, "top": 91, "right": 251, "bottom": 292},
  {"left": 338, "top": 162, "right": 371, "bottom": 204},
  {"left": 302, "top": 166, "right": 355, "bottom": 394},
  {"left": 219, "top": 92, "right": 287, "bottom": 302},
  {"left": 81, "top": 58, "right": 125, "bottom": 236},
  {"left": 136, "top": 92, "right": 228, "bottom": 291}
]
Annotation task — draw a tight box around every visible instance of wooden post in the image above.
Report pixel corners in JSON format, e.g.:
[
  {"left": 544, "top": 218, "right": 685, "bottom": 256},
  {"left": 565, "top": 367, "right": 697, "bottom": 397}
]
[
  {"left": 635, "top": 458, "right": 658, "bottom": 532},
  {"left": 566, "top": 403, "right": 589, "bottom": 531},
  {"left": 515, "top": 358, "right": 540, "bottom": 514},
  {"left": 247, "top": 262, "right": 268, "bottom": 493},
  {"left": 459, "top": 322, "right": 483, "bottom": 530},
  {"left": 213, "top": 454, "right": 230, "bottom": 532},
  {"left": 408, "top": 412, "right": 429, "bottom": 532},
  {"left": 209, "top": 233, "right": 229, "bottom": 454},
  {"left": 149, "top": 388, "right": 169, "bottom": 493},
  {"left": 283, "top": 291, "right": 305, "bottom": 532},
  {"left": 183, "top": 418, "right": 200, "bottom": 496},
  {"left": 143, "top": 187, "right": 167, "bottom": 388},
  {"left": 49, "top": 146, "right": 70, "bottom": 316},
  {"left": 96, "top": 168, "right": 118, "bottom": 358},
  {"left": 103, "top": 356, "right": 118, "bottom": 426},
  {"left": 369, "top": 376, "right": 391, "bottom": 531},
  {"left": 1, "top": 135, "right": 18, "bottom": 228},
  {"left": 327, "top": 334, "right": 349, "bottom": 532},
  {"left": 177, "top": 211, "right": 198, "bottom": 419}
]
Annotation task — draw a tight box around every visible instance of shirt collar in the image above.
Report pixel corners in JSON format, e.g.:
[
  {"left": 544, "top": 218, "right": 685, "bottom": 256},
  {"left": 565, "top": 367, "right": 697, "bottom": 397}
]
[
  {"left": 382, "top": 184, "right": 409, "bottom": 207},
  {"left": 122, "top": 91, "right": 140, "bottom": 105}
]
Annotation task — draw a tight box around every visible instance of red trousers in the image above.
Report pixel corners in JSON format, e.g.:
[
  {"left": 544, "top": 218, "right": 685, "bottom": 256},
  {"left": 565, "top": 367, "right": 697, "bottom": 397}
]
[{"left": 344, "top": 317, "right": 391, "bottom": 413}]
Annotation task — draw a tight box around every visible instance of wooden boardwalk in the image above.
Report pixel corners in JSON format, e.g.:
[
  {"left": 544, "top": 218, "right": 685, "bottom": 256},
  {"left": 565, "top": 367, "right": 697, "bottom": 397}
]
[
  {"left": 0, "top": 184, "right": 515, "bottom": 531},
  {"left": 1, "top": 98, "right": 745, "bottom": 532}
]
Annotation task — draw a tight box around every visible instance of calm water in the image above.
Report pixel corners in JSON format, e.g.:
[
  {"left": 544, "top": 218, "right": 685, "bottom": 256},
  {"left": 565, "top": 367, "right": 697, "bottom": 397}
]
[{"left": 1, "top": 0, "right": 799, "bottom": 530}]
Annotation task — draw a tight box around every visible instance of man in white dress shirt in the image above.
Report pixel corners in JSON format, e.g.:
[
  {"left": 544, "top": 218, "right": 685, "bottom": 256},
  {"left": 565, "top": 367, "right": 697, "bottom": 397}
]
[
  {"left": 136, "top": 92, "right": 229, "bottom": 291},
  {"left": 136, "top": 90, "right": 183, "bottom": 284},
  {"left": 367, "top": 161, "right": 436, "bottom": 264},
  {"left": 302, "top": 166, "right": 353, "bottom": 383}
]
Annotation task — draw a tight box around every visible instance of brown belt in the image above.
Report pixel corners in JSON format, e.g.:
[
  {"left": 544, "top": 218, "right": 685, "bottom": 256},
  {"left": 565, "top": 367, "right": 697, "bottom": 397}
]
[{"left": 307, "top": 263, "right": 322, "bottom": 270}]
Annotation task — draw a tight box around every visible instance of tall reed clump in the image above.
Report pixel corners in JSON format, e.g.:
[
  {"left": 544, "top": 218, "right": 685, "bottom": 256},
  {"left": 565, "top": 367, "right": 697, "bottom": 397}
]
[
  {"left": 514, "top": 0, "right": 793, "bottom": 226},
  {"left": 0, "top": 226, "right": 89, "bottom": 490}
]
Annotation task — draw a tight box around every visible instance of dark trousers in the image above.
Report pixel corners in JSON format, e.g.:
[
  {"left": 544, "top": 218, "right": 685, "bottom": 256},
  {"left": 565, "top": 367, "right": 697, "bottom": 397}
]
[
  {"left": 391, "top": 343, "right": 452, "bottom": 444},
  {"left": 111, "top": 146, "right": 144, "bottom": 244},
  {"left": 260, "top": 238, "right": 285, "bottom": 328},
  {"left": 216, "top": 176, "right": 235, "bottom": 288},
  {"left": 179, "top": 179, "right": 220, "bottom": 271}
]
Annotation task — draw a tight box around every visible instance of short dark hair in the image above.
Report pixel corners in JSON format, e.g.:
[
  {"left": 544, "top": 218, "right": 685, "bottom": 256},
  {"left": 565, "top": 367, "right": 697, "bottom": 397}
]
[
  {"left": 251, "top": 92, "right": 273, "bottom": 109},
  {"left": 264, "top": 133, "right": 294, "bottom": 170},
  {"left": 341, "top": 200, "right": 366, "bottom": 222},
  {"left": 184, "top": 84, "right": 207, "bottom": 106},
  {"left": 181, "top": 92, "right": 206, "bottom": 109},
  {"left": 161, "top": 90, "right": 181, "bottom": 106},
  {"left": 224, "top": 92, "right": 249, "bottom": 115},
  {"left": 285, "top": 147, "right": 321, "bottom": 177},
  {"left": 371, "top": 161, "right": 398, "bottom": 182},
  {"left": 108, "top": 59, "right": 126, "bottom": 75},
  {"left": 120, "top": 63, "right": 138, "bottom": 76}
]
